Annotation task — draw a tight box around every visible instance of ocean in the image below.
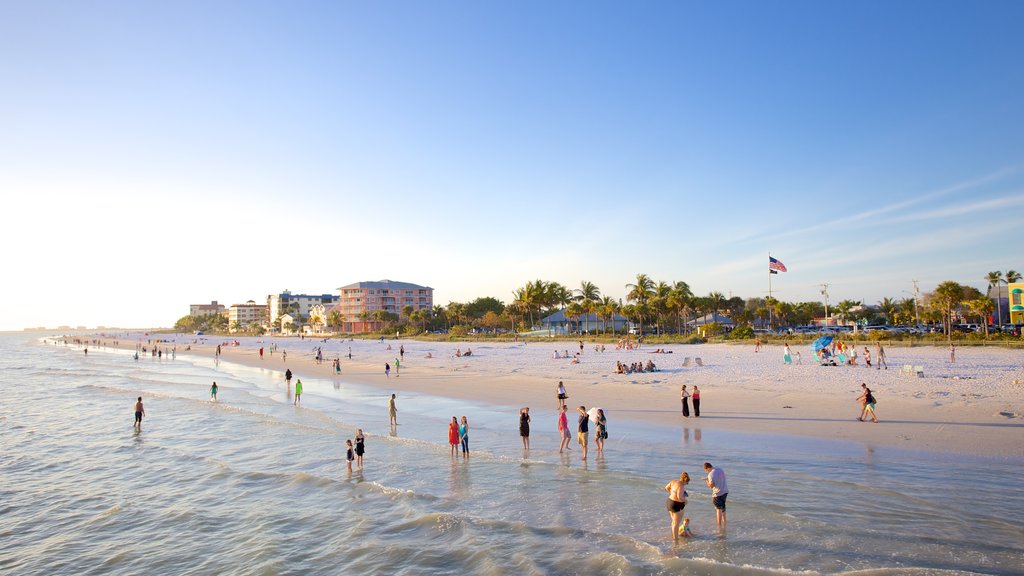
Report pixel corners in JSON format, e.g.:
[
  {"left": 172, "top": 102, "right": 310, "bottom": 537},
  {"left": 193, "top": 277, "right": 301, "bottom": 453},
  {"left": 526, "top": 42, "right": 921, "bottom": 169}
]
[{"left": 1, "top": 333, "right": 1021, "bottom": 575}]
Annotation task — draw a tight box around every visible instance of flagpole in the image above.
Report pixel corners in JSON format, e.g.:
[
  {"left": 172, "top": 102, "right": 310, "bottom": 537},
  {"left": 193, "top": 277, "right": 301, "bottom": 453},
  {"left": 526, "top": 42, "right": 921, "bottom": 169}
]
[{"left": 768, "top": 253, "right": 773, "bottom": 329}]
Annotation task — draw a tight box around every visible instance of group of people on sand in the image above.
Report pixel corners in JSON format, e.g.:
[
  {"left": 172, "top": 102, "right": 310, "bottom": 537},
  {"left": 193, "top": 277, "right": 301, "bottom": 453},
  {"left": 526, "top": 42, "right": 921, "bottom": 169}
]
[
  {"left": 807, "top": 341, "right": 888, "bottom": 369},
  {"left": 616, "top": 359, "right": 657, "bottom": 374},
  {"left": 517, "top": 381, "right": 608, "bottom": 460},
  {"left": 665, "top": 462, "right": 728, "bottom": 541}
]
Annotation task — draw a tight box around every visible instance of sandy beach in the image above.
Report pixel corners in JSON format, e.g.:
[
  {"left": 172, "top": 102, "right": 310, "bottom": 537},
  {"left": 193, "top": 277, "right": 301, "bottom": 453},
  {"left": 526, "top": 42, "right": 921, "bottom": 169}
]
[{"left": 107, "top": 333, "right": 1024, "bottom": 458}]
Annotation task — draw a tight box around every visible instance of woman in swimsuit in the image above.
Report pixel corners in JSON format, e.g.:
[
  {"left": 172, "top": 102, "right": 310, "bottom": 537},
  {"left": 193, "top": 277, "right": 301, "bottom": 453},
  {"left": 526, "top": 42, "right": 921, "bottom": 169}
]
[
  {"left": 459, "top": 416, "right": 469, "bottom": 458},
  {"left": 354, "top": 429, "right": 365, "bottom": 467},
  {"left": 664, "top": 471, "right": 690, "bottom": 541},
  {"left": 556, "top": 381, "right": 568, "bottom": 409},
  {"left": 595, "top": 408, "right": 607, "bottom": 454},
  {"left": 519, "top": 407, "right": 531, "bottom": 450}
]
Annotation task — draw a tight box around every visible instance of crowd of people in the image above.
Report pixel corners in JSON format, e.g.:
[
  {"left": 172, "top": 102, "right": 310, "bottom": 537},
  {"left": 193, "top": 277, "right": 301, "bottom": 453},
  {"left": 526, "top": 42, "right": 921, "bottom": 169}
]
[{"left": 616, "top": 359, "right": 657, "bottom": 373}]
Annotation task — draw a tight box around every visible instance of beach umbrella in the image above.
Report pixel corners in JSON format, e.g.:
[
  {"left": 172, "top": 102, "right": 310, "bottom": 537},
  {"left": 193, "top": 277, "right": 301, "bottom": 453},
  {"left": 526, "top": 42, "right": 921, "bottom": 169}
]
[
  {"left": 587, "top": 407, "right": 606, "bottom": 423},
  {"left": 811, "top": 335, "right": 833, "bottom": 351}
]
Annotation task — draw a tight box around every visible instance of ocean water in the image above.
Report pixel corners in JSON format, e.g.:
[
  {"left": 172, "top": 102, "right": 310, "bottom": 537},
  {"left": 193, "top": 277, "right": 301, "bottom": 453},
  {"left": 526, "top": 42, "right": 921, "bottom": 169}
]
[{"left": 1, "top": 333, "right": 1022, "bottom": 576}]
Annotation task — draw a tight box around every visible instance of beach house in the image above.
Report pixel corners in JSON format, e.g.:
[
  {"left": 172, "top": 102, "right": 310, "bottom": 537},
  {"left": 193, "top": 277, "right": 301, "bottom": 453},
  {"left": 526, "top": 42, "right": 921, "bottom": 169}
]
[{"left": 335, "top": 280, "right": 434, "bottom": 333}]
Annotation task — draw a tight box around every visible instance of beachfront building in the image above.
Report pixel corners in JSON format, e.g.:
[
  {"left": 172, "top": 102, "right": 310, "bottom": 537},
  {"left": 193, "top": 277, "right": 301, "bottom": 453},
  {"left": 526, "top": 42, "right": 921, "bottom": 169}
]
[
  {"left": 189, "top": 301, "right": 226, "bottom": 317},
  {"left": 1010, "top": 282, "right": 1024, "bottom": 324},
  {"left": 335, "top": 280, "right": 434, "bottom": 333},
  {"left": 267, "top": 291, "right": 340, "bottom": 325},
  {"left": 541, "top": 309, "right": 629, "bottom": 335},
  {"left": 228, "top": 301, "right": 268, "bottom": 332}
]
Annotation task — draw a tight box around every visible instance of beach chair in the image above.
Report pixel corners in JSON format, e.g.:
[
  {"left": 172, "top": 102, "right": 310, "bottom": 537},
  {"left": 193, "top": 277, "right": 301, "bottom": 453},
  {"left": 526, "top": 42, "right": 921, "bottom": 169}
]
[
  {"left": 900, "top": 365, "right": 913, "bottom": 377},
  {"left": 682, "top": 357, "right": 691, "bottom": 367},
  {"left": 695, "top": 357, "right": 704, "bottom": 367},
  {"left": 913, "top": 365, "right": 924, "bottom": 378}
]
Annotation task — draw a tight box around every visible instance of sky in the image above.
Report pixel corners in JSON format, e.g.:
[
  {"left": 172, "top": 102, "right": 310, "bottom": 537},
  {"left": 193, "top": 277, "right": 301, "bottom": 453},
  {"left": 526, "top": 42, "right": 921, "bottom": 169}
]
[{"left": 2, "top": 0, "right": 1023, "bottom": 329}]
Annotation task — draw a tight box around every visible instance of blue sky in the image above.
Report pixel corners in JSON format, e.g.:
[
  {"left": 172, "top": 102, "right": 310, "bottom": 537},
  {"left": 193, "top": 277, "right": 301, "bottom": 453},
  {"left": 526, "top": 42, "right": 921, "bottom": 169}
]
[{"left": 2, "top": 1, "right": 1022, "bottom": 329}]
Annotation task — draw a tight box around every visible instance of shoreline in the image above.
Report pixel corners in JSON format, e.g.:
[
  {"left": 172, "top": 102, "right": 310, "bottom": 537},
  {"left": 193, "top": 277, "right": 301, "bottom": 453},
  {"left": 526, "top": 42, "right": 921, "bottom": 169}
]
[{"left": 71, "top": 332, "right": 1024, "bottom": 459}]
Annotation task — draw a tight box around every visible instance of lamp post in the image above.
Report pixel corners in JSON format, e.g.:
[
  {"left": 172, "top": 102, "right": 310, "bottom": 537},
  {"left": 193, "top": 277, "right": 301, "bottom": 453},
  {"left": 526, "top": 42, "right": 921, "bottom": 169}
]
[
  {"left": 820, "top": 284, "right": 830, "bottom": 327},
  {"left": 902, "top": 289, "right": 921, "bottom": 328}
]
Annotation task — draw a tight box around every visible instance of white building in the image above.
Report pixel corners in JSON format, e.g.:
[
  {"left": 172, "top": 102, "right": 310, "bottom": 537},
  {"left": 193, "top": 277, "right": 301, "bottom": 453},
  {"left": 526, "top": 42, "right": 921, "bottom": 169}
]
[{"left": 267, "top": 290, "right": 340, "bottom": 323}]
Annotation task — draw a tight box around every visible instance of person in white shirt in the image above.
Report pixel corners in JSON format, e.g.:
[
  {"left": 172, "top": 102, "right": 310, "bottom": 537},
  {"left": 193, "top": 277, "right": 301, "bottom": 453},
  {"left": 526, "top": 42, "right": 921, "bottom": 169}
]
[{"left": 704, "top": 462, "right": 728, "bottom": 528}]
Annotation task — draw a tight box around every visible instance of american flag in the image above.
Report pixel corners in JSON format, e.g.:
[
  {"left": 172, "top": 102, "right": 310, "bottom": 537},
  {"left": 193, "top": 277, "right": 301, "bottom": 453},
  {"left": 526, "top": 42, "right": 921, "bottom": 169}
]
[{"left": 769, "top": 256, "right": 788, "bottom": 273}]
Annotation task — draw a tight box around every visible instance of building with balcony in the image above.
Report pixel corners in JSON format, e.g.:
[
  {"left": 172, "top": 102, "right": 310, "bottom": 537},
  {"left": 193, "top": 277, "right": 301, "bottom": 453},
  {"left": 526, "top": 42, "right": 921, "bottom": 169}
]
[
  {"left": 267, "top": 290, "right": 340, "bottom": 324},
  {"left": 335, "top": 280, "right": 434, "bottom": 332},
  {"left": 228, "top": 301, "right": 268, "bottom": 332}
]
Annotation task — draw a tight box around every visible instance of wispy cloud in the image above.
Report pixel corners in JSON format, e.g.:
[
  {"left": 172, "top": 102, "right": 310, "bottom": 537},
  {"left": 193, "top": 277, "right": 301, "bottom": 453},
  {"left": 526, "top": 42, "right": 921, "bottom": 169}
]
[{"left": 731, "top": 166, "right": 1019, "bottom": 245}]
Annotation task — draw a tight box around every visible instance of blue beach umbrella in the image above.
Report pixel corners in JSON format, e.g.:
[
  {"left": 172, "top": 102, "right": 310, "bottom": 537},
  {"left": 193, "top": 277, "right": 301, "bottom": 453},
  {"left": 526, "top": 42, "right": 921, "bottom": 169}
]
[{"left": 811, "top": 335, "right": 833, "bottom": 351}]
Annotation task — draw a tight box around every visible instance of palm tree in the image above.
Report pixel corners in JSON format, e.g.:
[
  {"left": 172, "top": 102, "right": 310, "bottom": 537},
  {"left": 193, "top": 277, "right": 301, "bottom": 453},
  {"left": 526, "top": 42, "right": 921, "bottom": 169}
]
[
  {"left": 575, "top": 281, "right": 601, "bottom": 334},
  {"left": 625, "top": 274, "right": 655, "bottom": 335},
  {"left": 932, "top": 281, "right": 966, "bottom": 339},
  {"left": 598, "top": 296, "right": 617, "bottom": 334},
  {"left": 834, "top": 299, "right": 860, "bottom": 326},
  {"left": 565, "top": 301, "right": 584, "bottom": 335},
  {"left": 667, "top": 281, "right": 693, "bottom": 334},
  {"left": 707, "top": 291, "right": 725, "bottom": 319},
  {"left": 877, "top": 297, "right": 897, "bottom": 326},
  {"left": 986, "top": 271, "right": 1003, "bottom": 326},
  {"left": 1007, "top": 270, "right": 1022, "bottom": 284},
  {"left": 967, "top": 298, "right": 994, "bottom": 336}
]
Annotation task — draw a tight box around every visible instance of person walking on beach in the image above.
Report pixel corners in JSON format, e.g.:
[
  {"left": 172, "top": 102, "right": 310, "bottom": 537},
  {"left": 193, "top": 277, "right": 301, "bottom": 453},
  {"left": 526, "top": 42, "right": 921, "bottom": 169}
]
[
  {"left": 134, "top": 396, "right": 145, "bottom": 428},
  {"left": 294, "top": 379, "right": 303, "bottom": 405},
  {"left": 755, "top": 337, "right": 762, "bottom": 353},
  {"left": 704, "top": 462, "right": 728, "bottom": 528},
  {"left": 282, "top": 350, "right": 287, "bottom": 363},
  {"left": 210, "top": 381, "right": 218, "bottom": 402},
  {"left": 949, "top": 343, "right": 956, "bottom": 363},
  {"left": 577, "top": 405, "right": 589, "bottom": 460},
  {"left": 783, "top": 343, "right": 792, "bottom": 365},
  {"left": 448, "top": 416, "right": 460, "bottom": 457},
  {"left": 400, "top": 345, "right": 405, "bottom": 360},
  {"left": 355, "top": 429, "right": 365, "bottom": 467},
  {"left": 692, "top": 385, "right": 701, "bottom": 417},
  {"left": 558, "top": 405, "right": 571, "bottom": 453},
  {"left": 863, "top": 347, "right": 872, "bottom": 368},
  {"left": 519, "top": 407, "right": 531, "bottom": 450},
  {"left": 388, "top": 394, "right": 398, "bottom": 426},
  {"left": 556, "top": 380, "right": 568, "bottom": 409},
  {"left": 395, "top": 358, "right": 400, "bottom": 377},
  {"left": 857, "top": 383, "right": 879, "bottom": 423},
  {"left": 259, "top": 346, "right": 264, "bottom": 359},
  {"left": 595, "top": 408, "right": 607, "bottom": 455},
  {"left": 285, "top": 368, "right": 292, "bottom": 387},
  {"left": 459, "top": 416, "right": 469, "bottom": 458},
  {"left": 385, "top": 363, "right": 391, "bottom": 378},
  {"left": 680, "top": 384, "right": 690, "bottom": 417},
  {"left": 664, "top": 471, "right": 690, "bottom": 541},
  {"left": 876, "top": 343, "right": 887, "bottom": 370}
]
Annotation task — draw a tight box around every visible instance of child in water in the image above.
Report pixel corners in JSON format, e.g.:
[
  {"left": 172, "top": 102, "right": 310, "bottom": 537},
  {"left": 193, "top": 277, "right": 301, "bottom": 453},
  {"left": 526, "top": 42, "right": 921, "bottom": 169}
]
[
  {"left": 679, "top": 517, "right": 694, "bottom": 538},
  {"left": 345, "top": 439, "right": 354, "bottom": 474}
]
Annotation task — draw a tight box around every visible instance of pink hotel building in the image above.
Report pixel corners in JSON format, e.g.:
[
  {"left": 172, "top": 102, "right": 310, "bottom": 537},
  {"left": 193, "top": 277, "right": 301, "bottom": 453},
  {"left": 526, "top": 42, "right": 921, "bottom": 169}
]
[{"left": 335, "top": 280, "right": 433, "bottom": 332}]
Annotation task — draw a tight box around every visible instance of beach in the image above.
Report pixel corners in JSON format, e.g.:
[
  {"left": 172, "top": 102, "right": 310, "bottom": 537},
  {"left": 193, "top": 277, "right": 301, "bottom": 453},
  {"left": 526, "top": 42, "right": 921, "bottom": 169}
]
[
  {"left": 110, "top": 333, "right": 1024, "bottom": 458},
  {"left": 3, "top": 332, "right": 1023, "bottom": 575}
]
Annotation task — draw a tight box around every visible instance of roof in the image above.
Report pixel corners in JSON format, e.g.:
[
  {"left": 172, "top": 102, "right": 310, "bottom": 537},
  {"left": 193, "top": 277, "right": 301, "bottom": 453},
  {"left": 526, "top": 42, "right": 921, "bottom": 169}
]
[{"left": 337, "top": 280, "right": 433, "bottom": 291}]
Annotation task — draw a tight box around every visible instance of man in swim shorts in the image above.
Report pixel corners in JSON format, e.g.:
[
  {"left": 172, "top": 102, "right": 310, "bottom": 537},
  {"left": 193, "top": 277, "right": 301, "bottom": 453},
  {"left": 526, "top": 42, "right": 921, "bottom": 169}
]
[
  {"left": 134, "top": 396, "right": 145, "bottom": 428},
  {"left": 704, "top": 462, "right": 728, "bottom": 528}
]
